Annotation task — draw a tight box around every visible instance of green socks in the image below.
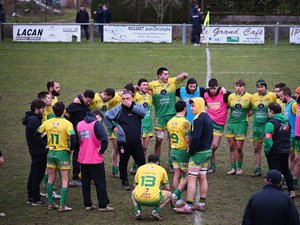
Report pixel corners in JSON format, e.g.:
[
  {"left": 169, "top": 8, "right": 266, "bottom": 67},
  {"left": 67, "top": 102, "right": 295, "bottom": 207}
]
[
  {"left": 168, "top": 159, "right": 173, "bottom": 167},
  {"left": 59, "top": 187, "right": 68, "bottom": 207},
  {"left": 47, "top": 183, "right": 54, "bottom": 205},
  {"left": 255, "top": 167, "right": 262, "bottom": 173},
  {"left": 134, "top": 205, "right": 141, "bottom": 212},
  {"left": 231, "top": 163, "right": 236, "bottom": 169},
  {"left": 211, "top": 162, "right": 216, "bottom": 169},
  {"left": 293, "top": 179, "right": 298, "bottom": 186},
  {"left": 112, "top": 165, "right": 119, "bottom": 174},
  {"left": 237, "top": 161, "right": 243, "bottom": 169},
  {"left": 43, "top": 174, "right": 48, "bottom": 188},
  {"left": 154, "top": 206, "right": 161, "bottom": 213},
  {"left": 173, "top": 188, "right": 182, "bottom": 200},
  {"left": 186, "top": 200, "right": 193, "bottom": 207}
]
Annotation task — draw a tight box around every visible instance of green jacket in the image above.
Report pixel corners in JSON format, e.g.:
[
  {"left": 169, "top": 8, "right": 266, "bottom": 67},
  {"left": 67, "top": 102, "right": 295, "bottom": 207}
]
[{"left": 264, "top": 113, "right": 289, "bottom": 155}]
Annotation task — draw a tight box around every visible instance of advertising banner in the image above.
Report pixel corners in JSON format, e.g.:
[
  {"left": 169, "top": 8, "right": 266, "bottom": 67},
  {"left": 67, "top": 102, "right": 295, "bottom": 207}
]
[
  {"left": 290, "top": 27, "right": 300, "bottom": 44},
  {"left": 201, "top": 26, "right": 265, "bottom": 44},
  {"left": 13, "top": 25, "right": 81, "bottom": 42},
  {"left": 103, "top": 25, "right": 172, "bottom": 43}
]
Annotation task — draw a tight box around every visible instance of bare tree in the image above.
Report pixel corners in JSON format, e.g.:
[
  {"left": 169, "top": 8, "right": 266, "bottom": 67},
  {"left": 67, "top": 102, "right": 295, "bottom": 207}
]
[{"left": 123, "top": 0, "right": 182, "bottom": 23}]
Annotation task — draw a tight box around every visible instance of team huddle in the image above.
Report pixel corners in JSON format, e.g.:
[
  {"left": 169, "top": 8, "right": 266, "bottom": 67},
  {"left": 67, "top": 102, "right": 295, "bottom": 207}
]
[{"left": 23, "top": 67, "right": 300, "bottom": 221}]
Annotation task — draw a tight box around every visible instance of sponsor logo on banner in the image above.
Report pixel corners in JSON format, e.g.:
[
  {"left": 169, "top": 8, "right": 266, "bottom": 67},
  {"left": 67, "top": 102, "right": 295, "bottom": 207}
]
[
  {"left": 201, "top": 26, "right": 265, "bottom": 44},
  {"left": 103, "top": 25, "right": 172, "bottom": 43},
  {"left": 13, "top": 25, "right": 81, "bottom": 42},
  {"left": 227, "top": 37, "right": 239, "bottom": 43},
  {"left": 290, "top": 27, "right": 300, "bottom": 44}
]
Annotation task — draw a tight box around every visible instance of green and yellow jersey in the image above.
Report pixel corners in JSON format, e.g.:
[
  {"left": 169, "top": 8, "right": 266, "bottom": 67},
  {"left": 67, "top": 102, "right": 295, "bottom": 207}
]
[
  {"left": 38, "top": 117, "right": 75, "bottom": 151},
  {"left": 89, "top": 92, "right": 110, "bottom": 113},
  {"left": 167, "top": 116, "right": 191, "bottom": 150},
  {"left": 227, "top": 92, "right": 252, "bottom": 123},
  {"left": 136, "top": 92, "right": 153, "bottom": 128},
  {"left": 276, "top": 98, "right": 286, "bottom": 112},
  {"left": 108, "top": 92, "right": 122, "bottom": 109},
  {"left": 42, "top": 105, "right": 55, "bottom": 122},
  {"left": 148, "top": 77, "right": 181, "bottom": 117},
  {"left": 134, "top": 163, "right": 169, "bottom": 204},
  {"left": 51, "top": 96, "right": 58, "bottom": 106},
  {"left": 251, "top": 91, "right": 277, "bottom": 126}
]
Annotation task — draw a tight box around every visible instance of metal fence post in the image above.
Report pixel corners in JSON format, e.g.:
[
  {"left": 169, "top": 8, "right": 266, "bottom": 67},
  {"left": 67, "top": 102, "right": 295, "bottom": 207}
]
[
  {"left": 274, "top": 22, "right": 279, "bottom": 45},
  {"left": 0, "top": 23, "right": 2, "bottom": 43},
  {"left": 89, "top": 22, "right": 94, "bottom": 43},
  {"left": 182, "top": 23, "right": 186, "bottom": 45}
]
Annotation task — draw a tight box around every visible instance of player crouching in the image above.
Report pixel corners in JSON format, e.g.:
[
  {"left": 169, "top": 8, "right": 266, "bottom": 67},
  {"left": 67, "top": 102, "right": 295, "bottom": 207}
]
[{"left": 131, "top": 154, "right": 171, "bottom": 221}]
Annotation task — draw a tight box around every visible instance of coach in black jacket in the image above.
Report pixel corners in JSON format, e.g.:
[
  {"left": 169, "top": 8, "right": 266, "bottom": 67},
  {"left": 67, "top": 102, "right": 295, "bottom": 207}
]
[
  {"left": 23, "top": 99, "right": 47, "bottom": 205},
  {"left": 104, "top": 90, "right": 146, "bottom": 190},
  {"left": 242, "top": 169, "right": 300, "bottom": 225},
  {"left": 190, "top": 4, "right": 203, "bottom": 46}
]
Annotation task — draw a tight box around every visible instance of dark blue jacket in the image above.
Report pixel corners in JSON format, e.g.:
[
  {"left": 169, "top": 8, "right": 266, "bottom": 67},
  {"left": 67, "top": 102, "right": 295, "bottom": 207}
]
[
  {"left": 0, "top": 8, "right": 6, "bottom": 23},
  {"left": 190, "top": 8, "right": 202, "bottom": 34},
  {"left": 96, "top": 9, "right": 112, "bottom": 23},
  {"left": 189, "top": 112, "right": 213, "bottom": 155},
  {"left": 22, "top": 111, "right": 47, "bottom": 157},
  {"left": 76, "top": 9, "right": 89, "bottom": 23},
  {"left": 66, "top": 95, "right": 89, "bottom": 129},
  {"left": 242, "top": 184, "right": 300, "bottom": 225}
]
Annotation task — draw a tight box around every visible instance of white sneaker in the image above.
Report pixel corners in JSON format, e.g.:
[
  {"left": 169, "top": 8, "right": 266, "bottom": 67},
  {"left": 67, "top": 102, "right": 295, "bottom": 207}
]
[
  {"left": 135, "top": 210, "right": 142, "bottom": 220},
  {"left": 151, "top": 210, "right": 163, "bottom": 221},
  {"left": 0, "top": 212, "right": 5, "bottom": 217},
  {"left": 192, "top": 203, "right": 206, "bottom": 212},
  {"left": 86, "top": 205, "right": 97, "bottom": 211},
  {"left": 236, "top": 168, "right": 243, "bottom": 175},
  {"left": 99, "top": 206, "right": 114, "bottom": 212},
  {"left": 58, "top": 206, "right": 72, "bottom": 212},
  {"left": 227, "top": 168, "right": 236, "bottom": 175},
  {"left": 175, "top": 199, "right": 186, "bottom": 208},
  {"left": 173, "top": 204, "right": 193, "bottom": 214}
]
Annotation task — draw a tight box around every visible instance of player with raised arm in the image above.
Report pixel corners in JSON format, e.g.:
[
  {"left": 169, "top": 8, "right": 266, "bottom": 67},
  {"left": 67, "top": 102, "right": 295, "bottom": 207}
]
[{"left": 148, "top": 67, "right": 188, "bottom": 171}]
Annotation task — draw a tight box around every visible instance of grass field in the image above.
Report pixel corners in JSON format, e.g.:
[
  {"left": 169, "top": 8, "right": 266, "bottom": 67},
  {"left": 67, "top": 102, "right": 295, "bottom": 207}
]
[{"left": 0, "top": 40, "right": 300, "bottom": 225}]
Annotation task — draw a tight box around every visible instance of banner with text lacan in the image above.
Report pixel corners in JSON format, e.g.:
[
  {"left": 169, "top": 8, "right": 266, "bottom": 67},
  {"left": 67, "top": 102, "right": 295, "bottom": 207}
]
[
  {"left": 201, "top": 26, "right": 265, "bottom": 44},
  {"left": 103, "top": 25, "right": 172, "bottom": 43},
  {"left": 13, "top": 25, "right": 81, "bottom": 42},
  {"left": 290, "top": 27, "right": 300, "bottom": 44}
]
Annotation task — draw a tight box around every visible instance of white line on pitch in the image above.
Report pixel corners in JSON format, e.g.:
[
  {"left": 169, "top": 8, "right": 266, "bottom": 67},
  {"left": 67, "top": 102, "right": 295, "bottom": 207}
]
[{"left": 194, "top": 180, "right": 202, "bottom": 225}]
